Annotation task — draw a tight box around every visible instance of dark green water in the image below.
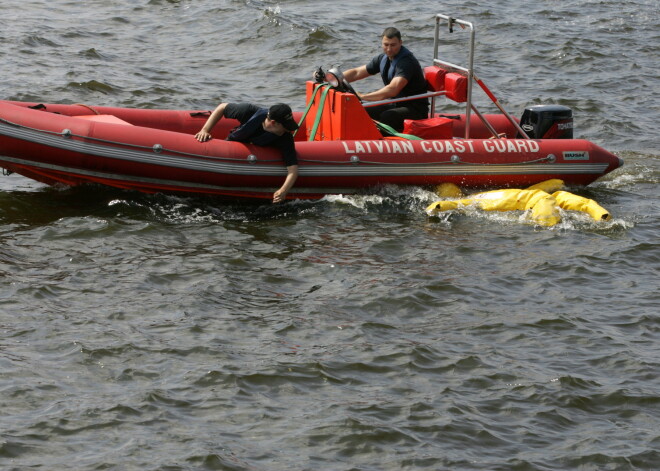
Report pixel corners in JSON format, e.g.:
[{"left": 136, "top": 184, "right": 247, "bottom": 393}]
[{"left": 1, "top": 1, "right": 658, "bottom": 470}]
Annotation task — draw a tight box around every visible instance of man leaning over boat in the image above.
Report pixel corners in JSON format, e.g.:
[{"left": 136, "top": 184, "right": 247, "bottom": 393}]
[{"left": 195, "top": 102, "right": 299, "bottom": 203}]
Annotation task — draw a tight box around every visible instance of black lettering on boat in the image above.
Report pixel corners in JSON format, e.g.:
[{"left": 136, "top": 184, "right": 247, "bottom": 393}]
[{"left": 563, "top": 151, "right": 589, "bottom": 160}]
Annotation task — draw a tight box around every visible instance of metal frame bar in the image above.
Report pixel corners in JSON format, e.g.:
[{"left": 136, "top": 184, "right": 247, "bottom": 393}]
[
  {"left": 470, "top": 105, "right": 500, "bottom": 138},
  {"left": 473, "top": 72, "right": 531, "bottom": 139},
  {"left": 358, "top": 13, "right": 530, "bottom": 140},
  {"left": 361, "top": 90, "right": 447, "bottom": 108},
  {"left": 434, "top": 14, "right": 474, "bottom": 138},
  {"left": 434, "top": 13, "right": 529, "bottom": 139}
]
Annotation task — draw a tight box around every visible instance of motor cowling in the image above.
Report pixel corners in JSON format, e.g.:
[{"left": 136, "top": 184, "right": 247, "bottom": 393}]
[{"left": 519, "top": 104, "right": 573, "bottom": 139}]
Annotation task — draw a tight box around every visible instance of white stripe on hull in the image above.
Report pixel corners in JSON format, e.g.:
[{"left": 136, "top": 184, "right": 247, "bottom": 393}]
[{"left": 0, "top": 124, "right": 609, "bottom": 178}]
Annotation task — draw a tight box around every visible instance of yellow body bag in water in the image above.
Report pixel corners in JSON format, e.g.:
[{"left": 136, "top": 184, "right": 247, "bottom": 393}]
[
  {"left": 551, "top": 191, "right": 611, "bottom": 222},
  {"left": 426, "top": 180, "right": 611, "bottom": 226}
]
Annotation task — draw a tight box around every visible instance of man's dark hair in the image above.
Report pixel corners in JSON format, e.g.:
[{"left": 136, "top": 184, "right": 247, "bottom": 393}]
[{"left": 381, "top": 27, "right": 401, "bottom": 40}]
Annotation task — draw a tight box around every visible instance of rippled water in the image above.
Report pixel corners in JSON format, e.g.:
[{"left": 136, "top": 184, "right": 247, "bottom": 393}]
[{"left": 1, "top": 1, "right": 659, "bottom": 470}]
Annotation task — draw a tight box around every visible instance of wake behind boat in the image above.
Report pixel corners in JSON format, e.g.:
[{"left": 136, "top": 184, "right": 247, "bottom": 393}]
[{"left": 0, "top": 14, "right": 622, "bottom": 200}]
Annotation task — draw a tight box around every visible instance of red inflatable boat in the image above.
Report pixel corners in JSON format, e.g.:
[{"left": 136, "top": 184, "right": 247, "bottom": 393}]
[{"left": 0, "top": 14, "right": 622, "bottom": 200}]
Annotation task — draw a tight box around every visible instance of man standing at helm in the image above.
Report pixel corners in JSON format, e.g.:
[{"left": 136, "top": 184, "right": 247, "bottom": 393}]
[{"left": 343, "top": 27, "right": 429, "bottom": 132}]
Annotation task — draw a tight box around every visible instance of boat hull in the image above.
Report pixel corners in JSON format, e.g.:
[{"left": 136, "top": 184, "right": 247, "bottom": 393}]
[{"left": 0, "top": 101, "right": 623, "bottom": 199}]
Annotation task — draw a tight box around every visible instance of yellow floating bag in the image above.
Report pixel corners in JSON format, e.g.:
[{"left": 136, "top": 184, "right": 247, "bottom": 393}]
[
  {"left": 434, "top": 182, "right": 464, "bottom": 198},
  {"left": 426, "top": 188, "right": 560, "bottom": 222},
  {"left": 426, "top": 179, "right": 610, "bottom": 227},
  {"left": 526, "top": 179, "right": 565, "bottom": 193},
  {"left": 529, "top": 194, "right": 561, "bottom": 226},
  {"left": 552, "top": 191, "right": 611, "bottom": 221}
]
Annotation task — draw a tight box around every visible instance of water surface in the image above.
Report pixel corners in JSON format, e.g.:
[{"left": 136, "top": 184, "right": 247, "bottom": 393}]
[{"left": 1, "top": 1, "right": 658, "bottom": 470}]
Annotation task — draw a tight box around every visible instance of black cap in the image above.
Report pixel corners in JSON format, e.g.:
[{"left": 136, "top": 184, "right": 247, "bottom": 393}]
[{"left": 268, "top": 103, "right": 298, "bottom": 131}]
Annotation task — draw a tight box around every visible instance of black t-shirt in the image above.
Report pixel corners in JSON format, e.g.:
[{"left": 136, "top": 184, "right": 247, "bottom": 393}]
[
  {"left": 366, "top": 50, "right": 428, "bottom": 112},
  {"left": 225, "top": 103, "right": 298, "bottom": 167}
]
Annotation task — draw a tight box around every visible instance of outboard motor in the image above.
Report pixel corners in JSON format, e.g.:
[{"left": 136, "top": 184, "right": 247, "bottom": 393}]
[{"left": 519, "top": 104, "right": 573, "bottom": 139}]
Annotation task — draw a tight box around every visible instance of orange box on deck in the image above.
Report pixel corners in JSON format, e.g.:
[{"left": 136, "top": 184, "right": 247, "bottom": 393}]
[
  {"left": 305, "top": 81, "right": 382, "bottom": 141},
  {"left": 423, "top": 66, "right": 468, "bottom": 102},
  {"left": 444, "top": 73, "right": 468, "bottom": 102},
  {"left": 403, "top": 117, "right": 454, "bottom": 139},
  {"left": 424, "top": 66, "right": 446, "bottom": 91}
]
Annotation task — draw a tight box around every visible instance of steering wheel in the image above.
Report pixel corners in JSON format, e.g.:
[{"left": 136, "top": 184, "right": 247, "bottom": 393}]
[{"left": 325, "top": 67, "right": 362, "bottom": 102}]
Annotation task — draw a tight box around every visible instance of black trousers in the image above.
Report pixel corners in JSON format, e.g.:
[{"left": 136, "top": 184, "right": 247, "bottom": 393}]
[{"left": 366, "top": 102, "right": 429, "bottom": 132}]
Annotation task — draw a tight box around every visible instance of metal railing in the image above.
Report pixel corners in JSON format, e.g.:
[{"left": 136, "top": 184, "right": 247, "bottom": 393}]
[
  {"left": 361, "top": 13, "right": 530, "bottom": 140},
  {"left": 361, "top": 91, "right": 447, "bottom": 108},
  {"left": 434, "top": 14, "right": 530, "bottom": 139},
  {"left": 433, "top": 15, "right": 475, "bottom": 138}
]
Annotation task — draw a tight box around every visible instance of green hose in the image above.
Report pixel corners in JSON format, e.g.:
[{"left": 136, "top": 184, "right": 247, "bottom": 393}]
[
  {"left": 292, "top": 83, "right": 328, "bottom": 140},
  {"left": 307, "top": 85, "right": 332, "bottom": 141}
]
